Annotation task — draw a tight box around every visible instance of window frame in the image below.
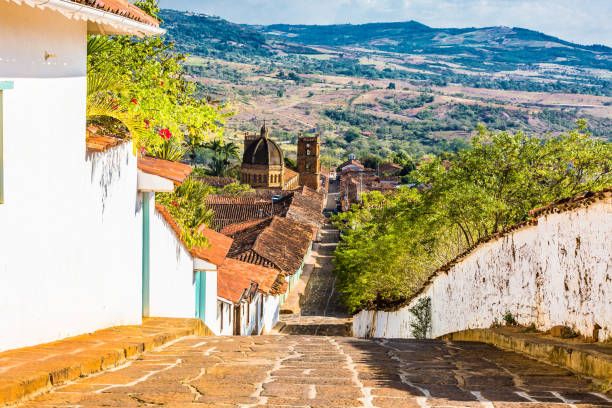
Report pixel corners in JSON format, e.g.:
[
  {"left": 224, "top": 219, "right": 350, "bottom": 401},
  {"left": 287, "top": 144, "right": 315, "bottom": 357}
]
[{"left": 0, "top": 81, "right": 12, "bottom": 204}]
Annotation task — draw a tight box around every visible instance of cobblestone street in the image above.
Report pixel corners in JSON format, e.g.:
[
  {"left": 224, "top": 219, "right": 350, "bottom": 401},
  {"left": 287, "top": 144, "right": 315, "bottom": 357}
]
[{"left": 22, "top": 335, "right": 612, "bottom": 407}]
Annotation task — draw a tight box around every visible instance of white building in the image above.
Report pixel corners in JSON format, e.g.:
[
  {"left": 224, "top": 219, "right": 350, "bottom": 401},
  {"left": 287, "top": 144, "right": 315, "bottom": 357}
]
[
  {"left": 146, "top": 197, "right": 233, "bottom": 335},
  {"left": 0, "top": 0, "right": 163, "bottom": 352},
  {"left": 217, "top": 258, "right": 286, "bottom": 335}
]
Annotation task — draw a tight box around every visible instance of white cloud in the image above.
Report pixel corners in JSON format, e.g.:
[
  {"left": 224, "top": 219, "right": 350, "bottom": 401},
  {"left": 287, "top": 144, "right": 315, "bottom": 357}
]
[{"left": 159, "top": 0, "right": 612, "bottom": 46}]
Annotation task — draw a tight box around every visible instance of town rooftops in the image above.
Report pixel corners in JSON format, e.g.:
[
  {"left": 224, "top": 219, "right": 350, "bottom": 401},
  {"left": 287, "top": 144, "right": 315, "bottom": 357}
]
[
  {"left": 194, "top": 226, "right": 234, "bottom": 267},
  {"left": 227, "top": 216, "right": 315, "bottom": 275},
  {"left": 338, "top": 159, "right": 364, "bottom": 172},
  {"left": 206, "top": 194, "right": 289, "bottom": 232},
  {"left": 8, "top": 0, "right": 165, "bottom": 36},
  {"left": 138, "top": 156, "right": 193, "bottom": 186},
  {"left": 378, "top": 162, "right": 403, "bottom": 174}
]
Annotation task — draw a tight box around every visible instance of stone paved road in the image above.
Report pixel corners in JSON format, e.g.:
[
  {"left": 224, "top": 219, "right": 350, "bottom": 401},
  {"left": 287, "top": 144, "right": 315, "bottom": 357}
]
[{"left": 23, "top": 335, "right": 612, "bottom": 407}]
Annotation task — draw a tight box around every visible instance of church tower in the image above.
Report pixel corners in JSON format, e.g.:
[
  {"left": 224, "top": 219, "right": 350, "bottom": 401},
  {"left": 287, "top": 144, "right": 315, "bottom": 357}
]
[{"left": 297, "top": 133, "right": 321, "bottom": 190}]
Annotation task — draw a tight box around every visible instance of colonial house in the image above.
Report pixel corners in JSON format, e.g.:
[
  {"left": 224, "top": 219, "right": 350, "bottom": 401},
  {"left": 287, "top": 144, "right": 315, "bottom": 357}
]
[
  {"left": 0, "top": 0, "right": 162, "bottom": 352},
  {"left": 217, "top": 258, "right": 286, "bottom": 335}
]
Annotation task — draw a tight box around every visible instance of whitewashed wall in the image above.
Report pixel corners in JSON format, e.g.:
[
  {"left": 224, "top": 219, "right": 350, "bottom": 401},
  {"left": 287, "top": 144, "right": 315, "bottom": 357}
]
[
  {"left": 262, "top": 295, "right": 280, "bottom": 334},
  {"left": 354, "top": 198, "right": 612, "bottom": 341},
  {"left": 216, "top": 299, "right": 234, "bottom": 336},
  {"left": 241, "top": 293, "right": 262, "bottom": 335},
  {"left": 203, "top": 270, "right": 219, "bottom": 334},
  {"left": 148, "top": 208, "right": 196, "bottom": 318}
]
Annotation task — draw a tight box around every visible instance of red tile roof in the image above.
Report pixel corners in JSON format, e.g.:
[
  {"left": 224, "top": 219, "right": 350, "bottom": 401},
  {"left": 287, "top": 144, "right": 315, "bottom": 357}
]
[
  {"left": 218, "top": 258, "right": 285, "bottom": 300},
  {"left": 68, "top": 0, "right": 160, "bottom": 27},
  {"left": 194, "top": 226, "right": 233, "bottom": 267},
  {"left": 339, "top": 159, "right": 364, "bottom": 171},
  {"left": 156, "top": 203, "right": 230, "bottom": 265},
  {"left": 379, "top": 162, "right": 403, "bottom": 174},
  {"left": 283, "top": 168, "right": 299, "bottom": 185},
  {"left": 227, "top": 216, "right": 315, "bottom": 275},
  {"left": 206, "top": 195, "right": 290, "bottom": 231},
  {"left": 138, "top": 156, "right": 193, "bottom": 186}
]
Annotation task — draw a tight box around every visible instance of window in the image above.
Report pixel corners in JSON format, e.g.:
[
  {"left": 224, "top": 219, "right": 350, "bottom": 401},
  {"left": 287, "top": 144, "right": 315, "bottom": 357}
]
[{"left": 0, "top": 84, "right": 9, "bottom": 204}]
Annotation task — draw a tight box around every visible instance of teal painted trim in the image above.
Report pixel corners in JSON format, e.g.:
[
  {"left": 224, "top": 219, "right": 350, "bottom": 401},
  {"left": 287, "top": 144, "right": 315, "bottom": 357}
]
[
  {"left": 195, "top": 271, "right": 206, "bottom": 321},
  {"left": 142, "top": 192, "right": 151, "bottom": 317},
  {"left": 0, "top": 81, "right": 13, "bottom": 90},
  {"left": 195, "top": 271, "right": 201, "bottom": 319}
]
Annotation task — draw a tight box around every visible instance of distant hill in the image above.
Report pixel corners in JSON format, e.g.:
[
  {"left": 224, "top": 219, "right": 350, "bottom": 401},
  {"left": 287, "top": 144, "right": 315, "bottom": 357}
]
[
  {"left": 161, "top": 10, "right": 612, "bottom": 72},
  {"left": 265, "top": 22, "right": 612, "bottom": 71}
]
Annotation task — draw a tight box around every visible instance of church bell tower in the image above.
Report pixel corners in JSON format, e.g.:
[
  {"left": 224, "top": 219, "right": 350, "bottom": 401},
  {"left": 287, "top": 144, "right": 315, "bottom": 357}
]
[{"left": 297, "top": 133, "right": 321, "bottom": 190}]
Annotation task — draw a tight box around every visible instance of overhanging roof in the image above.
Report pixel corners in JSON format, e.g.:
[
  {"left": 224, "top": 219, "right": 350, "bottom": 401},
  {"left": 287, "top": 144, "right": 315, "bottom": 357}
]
[{"left": 4, "top": 0, "right": 165, "bottom": 36}]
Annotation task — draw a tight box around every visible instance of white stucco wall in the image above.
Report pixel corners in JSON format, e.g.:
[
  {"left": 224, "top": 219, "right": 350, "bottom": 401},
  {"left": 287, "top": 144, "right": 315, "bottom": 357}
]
[
  {"left": 0, "top": 138, "right": 142, "bottom": 351},
  {"left": 353, "top": 198, "right": 612, "bottom": 341},
  {"left": 216, "top": 299, "right": 234, "bottom": 336},
  {"left": 203, "top": 270, "right": 219, "bottom": 334},
  {"left": 148, "top": 208, "right": 196, "bottom": 318},
  {"left": 262, "top": 295, "right": 280, "bottom": 334}
]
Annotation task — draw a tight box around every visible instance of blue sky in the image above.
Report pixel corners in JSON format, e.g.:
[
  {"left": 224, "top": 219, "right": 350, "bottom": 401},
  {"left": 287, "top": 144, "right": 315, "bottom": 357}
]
[{"left": 158, "top": 0, "right": 612, "bottom": 46}]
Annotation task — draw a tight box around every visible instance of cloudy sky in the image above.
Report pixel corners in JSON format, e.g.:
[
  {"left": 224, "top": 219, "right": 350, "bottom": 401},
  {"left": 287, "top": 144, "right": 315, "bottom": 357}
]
[{"left": 158, "top": 0, "right": 612, "bottom": 46}]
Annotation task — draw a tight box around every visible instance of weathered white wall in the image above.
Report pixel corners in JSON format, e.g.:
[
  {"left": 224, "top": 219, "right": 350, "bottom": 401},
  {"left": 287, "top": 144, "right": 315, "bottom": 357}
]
[
  {"left": 262, "top": 295, "right": 280, "bottom": 334},
  {"left": 216, "top": 299, "right": 234, "bottom": 336},
  {"left": 203, "top": 270, "right": 219, "bottom": 334},
  {"left": 353, "top": 199, "right": 612, "bottom": 341},
  {"left": 241, "top": 293, "right": 263, "bottom": 335},
  {"left": 0, "top": 138, "right": 142, "bottom": 351},
  {"left": 148, "top": 208, "right": 196, "bottom": 318}
]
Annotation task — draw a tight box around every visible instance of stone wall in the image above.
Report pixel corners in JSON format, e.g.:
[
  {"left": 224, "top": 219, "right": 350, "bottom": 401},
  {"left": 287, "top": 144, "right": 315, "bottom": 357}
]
[{"left": 353, "top": 192, "right": 612, "bottom": 341}]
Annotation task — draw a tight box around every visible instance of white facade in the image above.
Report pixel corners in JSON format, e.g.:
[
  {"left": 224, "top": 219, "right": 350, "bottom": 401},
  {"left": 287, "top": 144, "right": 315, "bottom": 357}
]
[
  {"left": 262, "top": 294, "right": 280, "bottom": 334},
  {"left": 148, "top": 206, "right": 197, "bottom": 318},
  {"left": 0, "top": 1, "right": 162, "bottom": 352},
  {"left": 353, "top": 197, "right": 612, "bottom": 341},
  {"left": 216, "top": 298, "right": 235, "bottom": 336}
]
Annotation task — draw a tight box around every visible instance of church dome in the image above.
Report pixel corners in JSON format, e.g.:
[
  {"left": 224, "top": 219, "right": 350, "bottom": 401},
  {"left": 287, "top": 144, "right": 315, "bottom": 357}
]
[{"left": 242, "top": 136, "right": 284, "bottom": 166}]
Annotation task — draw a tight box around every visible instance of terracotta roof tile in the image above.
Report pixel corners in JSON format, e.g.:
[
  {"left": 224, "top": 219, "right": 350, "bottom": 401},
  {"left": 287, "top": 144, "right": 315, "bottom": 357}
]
[
  {"left": 194, "top": 226, "right": 233, "bottom": 266},
  {"left": 86, "top": 135, "right": 128, "bottom": 153},
  {"left": 283, "top": 168, "right": 299, "bottom": 185},
  {"left": 217, "top": 264, "right": 254, "bottom": 304},
  {"left": 378, "top": 162, "right": 403, "bottom": 174},
  {"left": 206, "top": 195, "right": 289, "bottom": 231},
  {"left": 194, "top": 176, "right": 237, "bottom": 188},
  {"left": 138, "top": 156, "right": 193, "bottom": 186},
  {"left": 156, "top": 203, "right": 229, "bottom": 264},
  {"left": 67, "top": 0, "right": 160, "bottom": 27},
  {"left": 227, "top": 216, "right": 314, "bottom": 275}
]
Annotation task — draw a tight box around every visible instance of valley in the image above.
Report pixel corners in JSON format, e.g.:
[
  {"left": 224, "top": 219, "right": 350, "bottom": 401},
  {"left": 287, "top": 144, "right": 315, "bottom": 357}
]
[{"left": 161, "top": 9, "right": 612, "bottom": 163}]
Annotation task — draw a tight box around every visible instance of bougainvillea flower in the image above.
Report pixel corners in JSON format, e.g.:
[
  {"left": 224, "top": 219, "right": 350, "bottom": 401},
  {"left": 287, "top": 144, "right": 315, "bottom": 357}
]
[
  {"left": 140, "top": 147, "right": 146, "bottom": 154},
  {"left": 160, "top": 81, "right": 164, "bottom": 86},
  {"left": 158, "top": 128, "right": 172, "bottom": 140},
  {"left": 171, "top": 201, "right": 179, "bottom": 207},
  {"left": 131, "top": 98, "right": 138, "bottom": 104},
  {"left": 143, "top": 119, "right": 150, "bottom": 130}
]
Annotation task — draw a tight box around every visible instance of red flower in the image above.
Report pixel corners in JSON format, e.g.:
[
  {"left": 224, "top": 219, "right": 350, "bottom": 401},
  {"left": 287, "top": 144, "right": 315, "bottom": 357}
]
[
  {"left": 140, "top": 147, "right": 146, "bottom": 154},
  {"left": 143, "top": 119, "right": 150, "bottom": 130},
  {"left": 158, "top": 128, "right": 172, "bottom": 140},
  {"left": 131, "top": 98, "right": 138, "bottom": 104},
  {"left": 171, "top": 201, "right": 179, "bottom": 207},
  {"left": 160, "top": 81, "right": 164, "bottom": 86},
  {"left": 112, "top": 105, "right": 119, "bottom": 111},
  {"left": 108, "top": 98, "right": 116, "bottom": 103}
]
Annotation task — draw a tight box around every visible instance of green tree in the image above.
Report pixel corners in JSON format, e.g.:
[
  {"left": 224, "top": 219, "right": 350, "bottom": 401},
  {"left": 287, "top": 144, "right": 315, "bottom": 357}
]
[
  {"left": 333, "top": 122, "right": 612, "bottom": 312},
  {"left": 203, "top": 139, "right": 240, "bottom": 176}
]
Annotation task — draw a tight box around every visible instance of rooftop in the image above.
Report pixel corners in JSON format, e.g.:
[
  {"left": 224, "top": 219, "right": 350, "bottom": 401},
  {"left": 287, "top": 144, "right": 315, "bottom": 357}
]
[
  {"left": 194, "top": 226, "right": 234, "bottom": 267},
  {"left": 138, "top": 156, "right": 193, "bottom": 186},
  {"left": 218, "top": 258, "right": 286, "bottom": 304},
  {"left": 226, "top": 216, "right": 315, "bottom": 275}
]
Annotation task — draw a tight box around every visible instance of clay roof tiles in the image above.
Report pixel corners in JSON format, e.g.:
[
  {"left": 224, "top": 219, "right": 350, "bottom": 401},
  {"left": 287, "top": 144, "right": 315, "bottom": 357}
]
[
  {"left": 217, "top": 258, "right": 287, "bottom": 303},
  {"left": 155, "top": 203, "right": 231, "bottom": 266},
  {"left": 67, "top": 0, "right": 160, "bottom": 27},
  {"left": 194, "top": 226, "right": 234, "bottom": 267},
  {"left": 206, "top": 195, "right": 289, "bottom": 232},
  {"left": 138, "top": 156, "right": 193, "bottom": 186},
  {"left": 226, "top": 216, "right": 315, "bottom": 275}
]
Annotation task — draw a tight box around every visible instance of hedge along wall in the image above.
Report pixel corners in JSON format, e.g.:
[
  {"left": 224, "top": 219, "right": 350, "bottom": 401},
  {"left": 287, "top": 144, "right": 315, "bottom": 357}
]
[{"left": 353, "top": 190, "right": 612, "bottom": 341}]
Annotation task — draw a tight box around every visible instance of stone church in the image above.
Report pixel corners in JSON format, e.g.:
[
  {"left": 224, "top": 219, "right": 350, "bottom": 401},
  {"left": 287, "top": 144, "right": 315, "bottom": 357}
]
[{"left": 240, "top": 123, "right": 321, "bottom": 191}]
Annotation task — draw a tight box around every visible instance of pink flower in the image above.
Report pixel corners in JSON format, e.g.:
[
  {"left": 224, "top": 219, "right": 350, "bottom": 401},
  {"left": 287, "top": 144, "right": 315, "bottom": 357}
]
[
  {"left": 140, "top": 147, "right": 146, "bottom": 154},
  {"left": 171, "top": 201, "right": 179, "bottom": 207},
  {"left": 131, "top": 98, "right": 138, "bottom": 104}
]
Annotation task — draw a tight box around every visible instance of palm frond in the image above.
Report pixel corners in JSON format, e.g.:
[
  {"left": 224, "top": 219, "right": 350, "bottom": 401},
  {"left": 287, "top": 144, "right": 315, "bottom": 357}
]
[
  {"left": 87, "top": 35, "right": 114, "bottom": 57},
  {"left": 87, "top": 97, "right": 147, "bottom": 145}
]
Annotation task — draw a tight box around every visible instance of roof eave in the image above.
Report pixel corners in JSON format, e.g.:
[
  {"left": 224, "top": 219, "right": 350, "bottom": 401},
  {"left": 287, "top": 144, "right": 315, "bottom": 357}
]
[{"left": 11, "top": 0, "right": 165, "bottom": 37}]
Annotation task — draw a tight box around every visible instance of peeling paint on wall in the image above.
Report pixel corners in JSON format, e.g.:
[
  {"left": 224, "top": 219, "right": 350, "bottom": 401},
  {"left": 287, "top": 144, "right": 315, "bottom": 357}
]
[{"left": 353, "top": 196, "right": 612, "bottom": 341}]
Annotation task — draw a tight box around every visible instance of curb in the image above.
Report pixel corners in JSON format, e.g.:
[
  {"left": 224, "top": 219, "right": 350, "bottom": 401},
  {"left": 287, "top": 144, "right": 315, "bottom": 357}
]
[
  {"left": 441, "top": 329, "right": 612, "bottom": 385},
  {"left": 0, "top": 318, "right": 211, "bottom": 407}
]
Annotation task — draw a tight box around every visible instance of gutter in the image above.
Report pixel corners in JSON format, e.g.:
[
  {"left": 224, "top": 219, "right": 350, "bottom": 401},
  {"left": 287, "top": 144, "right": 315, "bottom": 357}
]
[{"left": 5, "top": 0, "right": 166, "bottom": 36}]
